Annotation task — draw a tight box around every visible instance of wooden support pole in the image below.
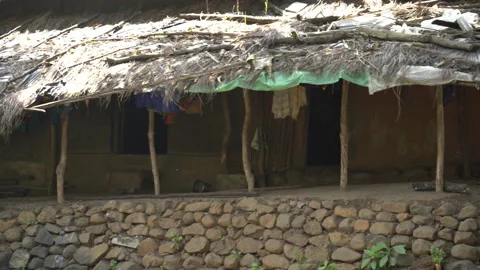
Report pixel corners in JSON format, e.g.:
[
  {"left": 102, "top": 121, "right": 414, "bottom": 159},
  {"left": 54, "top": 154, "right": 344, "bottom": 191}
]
[
  {"left": 47, "top": 123, "right": 56, "bottom": 196},
  {"left": 340, "top": 81, "right": 349, "bottom": 191},
  {"left": 436, "top": 86, "right": 445, "bottom": 192},
  {"left": 457, "top": 87, "right": 471, "bottom": 178},
  {"left": 242, "top": 89, "right": 255, "bottom": 192},
  {"left": 55, "top": 113, "right": 69, "bottom": 204},
  {"left": 221, "top": 92, "right": 232, "bottom": 172},
  {"left": 148, "top": 111, "right": 160, "bottom": 195}
]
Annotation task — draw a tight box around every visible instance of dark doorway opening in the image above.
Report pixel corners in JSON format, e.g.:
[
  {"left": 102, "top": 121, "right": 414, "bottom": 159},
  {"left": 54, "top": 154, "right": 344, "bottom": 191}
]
[
  {"left": 306, "top": 83, "right": 342, "bottom": 166},
  {"left": 122, "top": 99, "right": 168, "bottom": 154}
]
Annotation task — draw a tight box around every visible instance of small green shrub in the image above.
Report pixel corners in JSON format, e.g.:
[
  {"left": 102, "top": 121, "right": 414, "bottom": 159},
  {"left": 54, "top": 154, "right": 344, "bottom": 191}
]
[
  {"left": 292, "top": 251, "right": 310, "bottom": 270},
  {"left": 431, "top": 247, "right": 446, "bottom": 265},
  {"left": 362, "top": 243, "right": 406, "bottom": 270},
  {"left": 319, "top": 260, "right": 337, "bottom": 270},
  {"left": 110, "top": 259, "right": 117, "bottom": 270},
  {"left": 252, "top": 262, "right": 264, "bottom": 270},
  {"left": 231, "top": 250, "right": 242, "bottom": 260},
  {"left": 170, "top": 233, "right": 184, "bottom": 249}
]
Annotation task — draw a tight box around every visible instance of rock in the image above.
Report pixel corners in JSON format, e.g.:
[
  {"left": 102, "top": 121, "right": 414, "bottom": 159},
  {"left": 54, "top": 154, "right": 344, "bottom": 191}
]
[
  {"left": 366, "top": 235, "right": 388, "bottom": 249},
  {"left": 232, "top": 215, "right": 247, "bottom": 228},
  {"left": 244, "top": 224, "right": 264, "bottom": 238},
  {"left": 413, "top": 226, "right": 436, "bottom": 240},
  {"left": 49, "top": 245, "right": 63, "bottom": 255},
  {"left": 410, "top": 203, "right": 433, "bottom": 215},
  {"left": 35, "top": 228, "right": 54, "bottom": 245},
  {"left": 396, "top": 220, "right": 415, "bottom": 235},
  {"left": 396, "top": 213, "right": 412, "bottom": 223},
  {"left": 260, "top": 214, "right": 277, "bottom": 229},
  {"left": 136, "top": 238, "right": 158, "bottom": 256},
  {"left": 262, "top": 254, "right": 290, "bottom": 269},
  {"left": 55, "top": 232, "right": 79, "bottom": 245},
  {"left": 63, "top": 245, "right": 77, "bottom": 259},
  {"left": 205, "top": 227, "right": 224, "bottom": 241},
  {"left": 182, "top": 223, "right": 206, "bottom": 236},
  {"left": 276, "top": 214, "right": 293, "bottom": 230},
  {"left": 309, "top": 235, "right": 330, "bottom": 247},
  {"left": 73, "top": 244, "right": 109, "bottom": 266},
  {"left": 4, "top": 227, "right": 22, "bottom": 242},
  {"left": 284, "top": 244, "right": 303, "bottom": 260},
  {"left": 118, "top": 202, "right": 135, "bottom": 214},
  {"left": 22, "top": 236, "right": 36, "bottom": 249},
  {"left": 291, "top": 215, "right": 306, "bottom": 229},
  {"left": 434, "top": 203, "right": 456, "bottom": 216},
  {"left": 265, "top": 239, "right": 284, "bottom": 254},
  {"left": 451, "top": 244, "right": 477, "bottom": 261},
  {"left": 224, "top": 255, "right": 239, "bottom": 269},
  {"left": 359, "top": 209, "right": 376, "bottom": 220},
  {"left": 10, "top": 242, "right": 22, "bottom": 251},
  {"left": 304, "top": 221, "right": 322, "bottom": 235},
  {"left": 350, "top": 234, "right": 366, "bottom": 251},
  {"left": 240, "top": 253, "right": 257, "bottom": 267},
  {"left": 432, "top": 240, "right": 451, "bottom": 252},
  {"left": 377, "top": 212, "right": 397, "bottom": 222},
  {"left": 454, "top": 232, "right": 477, "bottom": 245},
  {"left": 17, "top": 211, "right": 36, "bottom": 225},
  {"left": 412, "top": 215, "right": 434, "bottom": 225},
  {"left": 9, "top": 249, "right": 30, "bottom": 269},
  {"left": 117, "top": 261, "right": 143, "bottom": 270},
  {"left": 354, "top": 220, "right": 370, "bottom": 232},
  {"left": 458, "top": 218, "right": 477, "bottom": 232},
  {"left": 205, "top": 253, "right": 223, "bottom": 268},
  {"left": 163, "top": 255, "right": 182, "bottom": 270},
  {"left": 237, "top": 237, "right": 263, "bottom": 253},
  {"left": 75, "top": 217, "right": 90, "bottom": 227},
  {"left": 127, "top": 224, "right": 148, "bottom": 236},
  {"left": 0, "top": 219, "right": 16, "bottom": 233},
  {"left": 370, "top": 222, "right": 396, "bottom": 235},
  {"left": 85, "top": 224, "right": 107, "bottom": 235},
  {"left": 305, "top": 245, "right": 330, "bottom": 263},
  {"left": 63, "top": 265, "right": 89, "bottom": 270},
  {"left": 410, "top": 257, "right": 435, "bottom": 270},
  {"left": 412, "top": 239, "right": 432, "bottom": 256},
  {"left": 283, "top": 231, "right": 309, "bottom": 247},
  {"left": 278, "top": 203, "right": 291, "bottom": 213},
  {"left": 210, "top": 238, "right": 236, "bottom": 255},
  {"left": 124, "top": 213, "right": 147, "bottom": 224},
  {"left": 396, "top": 252, "right": 415, "bottom": 267},
  {"left": 0, "top": 251, "right": 11, "bottom": 269},
  {"left": 89, "top": 213, "right": 105, "bottom": 225},
  {"left": 44, "top": 255, "right": 69, "bottom": 268},
  {"left": 441, "top": 216, "right": 459, "bottom": 229},
  {"left": 185, "top": 236, "right": 209, "bottom": 253},
  {"left": 44, "top": 223, "right": 61, "bottom": 234},
  {"left": 105, "top": 247, "right": 129, "bottom": 261},
  {"left": 382, "top": 202, "right": 408, "bottom": 213},
  {"left": 31, "top": 246, "right": 49, "bottom": 258},
  {"left": 158, "top": 218, "right": 180, "bottom": 229},
  {"left": 142, "top": 254, "right": 163, "bottom": 268},
  {"left": 339, "top": 218, "right": 355, "bottom": 233},
  {"left": 105, "top": 211, "right": 124, "bottom": 222},
  {"left": 201, "top": 215, "right": 217, "bottom": 228},
  {"left": 92, "top": 260, "right": 110, "bottom": 270},
  {"left": 218, "top": 214, "right": 232, "bottom": 227},
  {"left": 438, "top": 228, "right": 453, "bottom": 241},
  {"left": 445, "top": 260, "right": 478, "bottom": 270},
  {"left": 79, "top": 232, "right": 94, "bottom": 246},
  {"left": 391, "top": 235, "right": 411, "bottom": 248},
  {"left": 27, "top": 257, "right": 44, "bottom": 269},
  {"left": 310, "top": 209, "right": 329, "bottom": 222},
  {"left": 334, "top": 206, "right": 357, "bottom": 218},
  {"left": 37, "top": 207, "right": 57, "bottom": 224},
  {"left": 57, "top": 216, "right": 74, "bottom": 227},
  {"left": 237, "top": 198, "right": 258, "bottom": 211},
  {"left": 25, "top": 225, "right": 41, "bottom": 236},
  {"left": 322, "top": 215, "right": 342, "bottom": 231},
  {"left": 332, "top": 247, "right": 362, "bottom": 263},
  {"left": 458, "top": 204, "right": 478, "bottom": 220},
  {"left": 329, "top": 232, "right": 351, "bottom": 246}
]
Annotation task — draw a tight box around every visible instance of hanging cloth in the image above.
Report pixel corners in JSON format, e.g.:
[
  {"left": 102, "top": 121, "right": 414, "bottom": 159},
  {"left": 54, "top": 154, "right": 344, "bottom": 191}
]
[
  {"left": 272, "top": 86, "right": 307, "bottom": 120},
  {"left": 442, "top": 85, "right": 455, "bottom": 106},
  {"left": 289, "top": 86, "right": 307, "bottom": 120},
  {"left": 134, "top": 91, "right": 180, "bottom": 114}
]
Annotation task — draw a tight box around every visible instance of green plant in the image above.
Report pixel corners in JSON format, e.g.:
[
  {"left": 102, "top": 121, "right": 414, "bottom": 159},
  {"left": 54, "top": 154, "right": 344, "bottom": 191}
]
[
  {"left": 362, "top": 243, "right": 406, "bottom": 270},
  {"left": 292, "top": 251, "right": 310, "bottom": 270},
  {"left": 25, "top": 218, "right": 38, "bottom": 226},
  {"left": 431, "top": 247, "right": 446, "bottom": 265},
  {"left": 110, "top": 259, "right": 117, "bottom": 270},
  {"left": 252, "top": 262, "right": 264, "bottom": 270},
  {"left": 231, "top": 250, "right": 242, "bottom": 260},
  {"left": 220, "top": 235, "right": 226, "bottom": 242},
  {"left": 319, "top": 260, "right": 337, "bottom": 270},
  {"left": 170, "top": 233, "right": 184, "bottom": 249},
  {"left": 264, "top": 0, "right": 268, "bottom": 15}
]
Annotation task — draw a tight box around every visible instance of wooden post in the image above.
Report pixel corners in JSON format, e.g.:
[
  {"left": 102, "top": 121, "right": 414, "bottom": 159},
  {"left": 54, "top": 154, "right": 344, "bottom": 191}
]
[
  {"left": 340, "top": 81, "right": 349, "bottom": 191},
  {"left": 435, "top": 86, "right": 445, "bottom": 192},
  {"left": 55, "top": 113, "right": 69, "bottom": 204},
  {"left": 47, "top": 123, "right": 56, "bottom": 196},
  {"left": 148, "top": 111, "right": 160, "bottom": 195},
  {"left": 242, "top": 89, "right": 255, "bottom": 192},
  {"left": 457, "top": 87, "right": 471, "bottom": 178},
  {"left": 220, "top": 92, "right": 231, "bottom": 172}
]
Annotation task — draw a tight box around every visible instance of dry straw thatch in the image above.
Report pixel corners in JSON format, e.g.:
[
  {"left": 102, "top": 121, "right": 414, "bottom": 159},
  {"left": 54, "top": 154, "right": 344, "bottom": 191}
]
[{"left": 0, "top": 0, "right": 479, "bottom": 135}]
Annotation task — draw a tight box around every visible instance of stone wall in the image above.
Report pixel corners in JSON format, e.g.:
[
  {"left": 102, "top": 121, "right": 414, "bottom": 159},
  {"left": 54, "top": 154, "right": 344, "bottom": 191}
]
[{"left": 1, "top": 198, "right": 479, "bottom": 270}]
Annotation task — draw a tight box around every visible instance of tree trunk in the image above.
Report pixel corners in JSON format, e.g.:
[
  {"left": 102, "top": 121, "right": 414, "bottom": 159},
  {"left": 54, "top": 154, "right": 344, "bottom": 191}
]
[
  {"left": 436, "top": 86, "right": 445, "bottom": 192},
  {"left": 148, "top": 111, "right": 160, "bottom": 195},
  {"left": 47, "top": 123, "right": 56, "bottom": 196},
  {"left": 242, "top": 89, "right": 255, "bottom": 192},
  {"left": 221, "top": 92, "right": 231, "bottom": 172},
  {"left": 457, "top": 87, "right": 470, "bottom": 178},
  {"left": 55, "top": 113, "right": 69, "bottom": 204},
  {"left": 340, "top": 81, "right": 349, "bottom": 191}
]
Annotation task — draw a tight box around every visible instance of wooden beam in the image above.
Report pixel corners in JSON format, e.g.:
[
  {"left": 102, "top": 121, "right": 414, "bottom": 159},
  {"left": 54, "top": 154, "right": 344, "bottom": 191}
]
[
  {"left": 55, "top": 113, "right": 69, "bottom": 204},
  {"left": 242, "top": 89, "right": 255, "bottom": 192},
  {"left": 220, "top": 92, "right": 232, "bottom": 172},
  {"left": 47, "top": 122, "right": 56, "bottom": 196},
  {"left": 456, "top": 87, "right": 471, "bottom": 178},
  {"left": 148, "top": 111, "right": 160, "bottom": 195},
  {"left": 436, "top": 86, "right": 445, "bottom": 192},
  {"left": 340, "top": 81, "right": 350, "bottom": 191}
]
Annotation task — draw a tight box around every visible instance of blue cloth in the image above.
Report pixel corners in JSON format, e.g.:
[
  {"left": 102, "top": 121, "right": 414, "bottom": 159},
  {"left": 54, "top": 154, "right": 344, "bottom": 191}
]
[{"left": 134, "top": 91, "right": 180, "bottom": 114}]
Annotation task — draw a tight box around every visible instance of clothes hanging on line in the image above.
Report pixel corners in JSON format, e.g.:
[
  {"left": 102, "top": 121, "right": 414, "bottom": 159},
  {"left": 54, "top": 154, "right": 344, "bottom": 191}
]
[{"left": 272, "top": 86, "right": 307, "bottom": 120}]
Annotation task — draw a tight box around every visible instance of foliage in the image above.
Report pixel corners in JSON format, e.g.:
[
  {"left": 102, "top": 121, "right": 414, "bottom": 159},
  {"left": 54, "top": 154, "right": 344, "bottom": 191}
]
[
  {"left": 431, "top": 247, "right": 446, "bottom": 265},
  {"left": 170, "top": 233, "right": 184, "bottom": 249},
  {"left": 319, "top": 260, "right": 338, "bottom": 270},
  {"left": 25, "top": 218, "right": 38, "bottom": 226},
  {"left": 264, "top": 0, "right": 268, "bottom": 15},
  {"left": 110, "top": 260, "right": 117, "bottom": 270},
  {"left": 231, "top": 250, "right": 242, "bottom": 260},
  {"left": 362, "top": 243, "right": 406, "bottom": 270},
  {"left": 292, "top": 251, "right": 310, "bottom": 270},
  {"left": 252, "top": 262, "right": 264, "bottom": 270}
]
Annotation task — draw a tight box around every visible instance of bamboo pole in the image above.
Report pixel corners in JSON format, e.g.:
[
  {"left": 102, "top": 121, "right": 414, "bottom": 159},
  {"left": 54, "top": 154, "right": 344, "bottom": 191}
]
[
  {"left": 242, "top": 89, "right": 255, "bottom": 192},
  {"left": 436, "top": 86, "right": 445, "bottom": 192},
  {"left": 148, "top": 111, "right": 160, "bottom": 195},
  {"left": 47, "top": 123, "right": 56, "bottom": 196},
  {"left": 456, "top": 87, "right": 471, "bottom": 178},
  {"left": 55, "top": 113, "right": 69, "bottom": 204},
  {"left": 220, "top": 92, "right": 232, "bottom": 172},
  {"left": 340, "top": 81, "right": 349, "bottom": 191}
]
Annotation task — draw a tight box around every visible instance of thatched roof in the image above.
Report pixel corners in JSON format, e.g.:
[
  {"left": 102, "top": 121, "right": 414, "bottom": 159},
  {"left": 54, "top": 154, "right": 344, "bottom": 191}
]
[{"left": 0, "top": 0, "right": 479, "bottom": 135}]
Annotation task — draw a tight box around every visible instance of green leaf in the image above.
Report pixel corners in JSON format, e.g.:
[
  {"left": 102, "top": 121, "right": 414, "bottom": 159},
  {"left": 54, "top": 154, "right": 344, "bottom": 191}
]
[
  {"left": 371, "top": 261, "right": 377, "bottom": 270},
  {"left": 361, "top": 258, "right": 371, "bottom": 269},
  {"left": 376, "top": 242, "right": 388, "bottom": 250},
  {"left": 389, "top": 257, "right": 397, "bottom": 267},
  {"left": 393, "top": 245, "right": 406, "bottom": 255},
  {"left": 379, "top": 256, "right": 388, "bottom": 268},
  {"left": 364, "top": 250, "right": 372, "bottom": 256}
]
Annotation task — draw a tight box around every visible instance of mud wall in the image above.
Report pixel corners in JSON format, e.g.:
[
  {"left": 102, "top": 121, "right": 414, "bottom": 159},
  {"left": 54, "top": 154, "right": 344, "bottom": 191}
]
[{"left": 1, "top": 198, "right": 480, "bottom": 269}]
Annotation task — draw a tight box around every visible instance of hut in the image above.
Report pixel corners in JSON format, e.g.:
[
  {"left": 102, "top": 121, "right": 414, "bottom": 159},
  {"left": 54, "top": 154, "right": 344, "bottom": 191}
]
[{"left": 0, "top": 0, "right": 479, "bottom": 203}]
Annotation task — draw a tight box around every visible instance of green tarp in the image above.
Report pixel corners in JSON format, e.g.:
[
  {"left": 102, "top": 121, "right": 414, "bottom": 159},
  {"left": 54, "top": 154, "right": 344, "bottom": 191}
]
[{"left": 189, "top": 70, "right": 370, "bottom": 93}]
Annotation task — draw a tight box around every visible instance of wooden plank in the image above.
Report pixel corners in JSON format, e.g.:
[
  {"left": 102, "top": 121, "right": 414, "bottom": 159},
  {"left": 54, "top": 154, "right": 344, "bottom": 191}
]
[
  {"left": 340, "top": 81, "right": 349, "bottom": 191},
  {"left": 435, "top": 86, "right": 445, "bottom": 192},
  {"left": 47, "top": 123, "right": 56, "bottom": 196},
  {"left": 148, "top": 111, "right": 160, "bottom": 195},
  {"left": 242, "top": 89, "right": 255, "bottom": 192},
  {"left": 56, "top": 113, "right": 69, "bottom": 204}
]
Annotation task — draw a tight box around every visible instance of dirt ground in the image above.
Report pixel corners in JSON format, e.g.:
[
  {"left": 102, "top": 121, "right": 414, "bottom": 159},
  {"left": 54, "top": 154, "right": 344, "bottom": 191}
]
[{"left": 1, "top": 182, "right": 480, "bottom": 215}]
